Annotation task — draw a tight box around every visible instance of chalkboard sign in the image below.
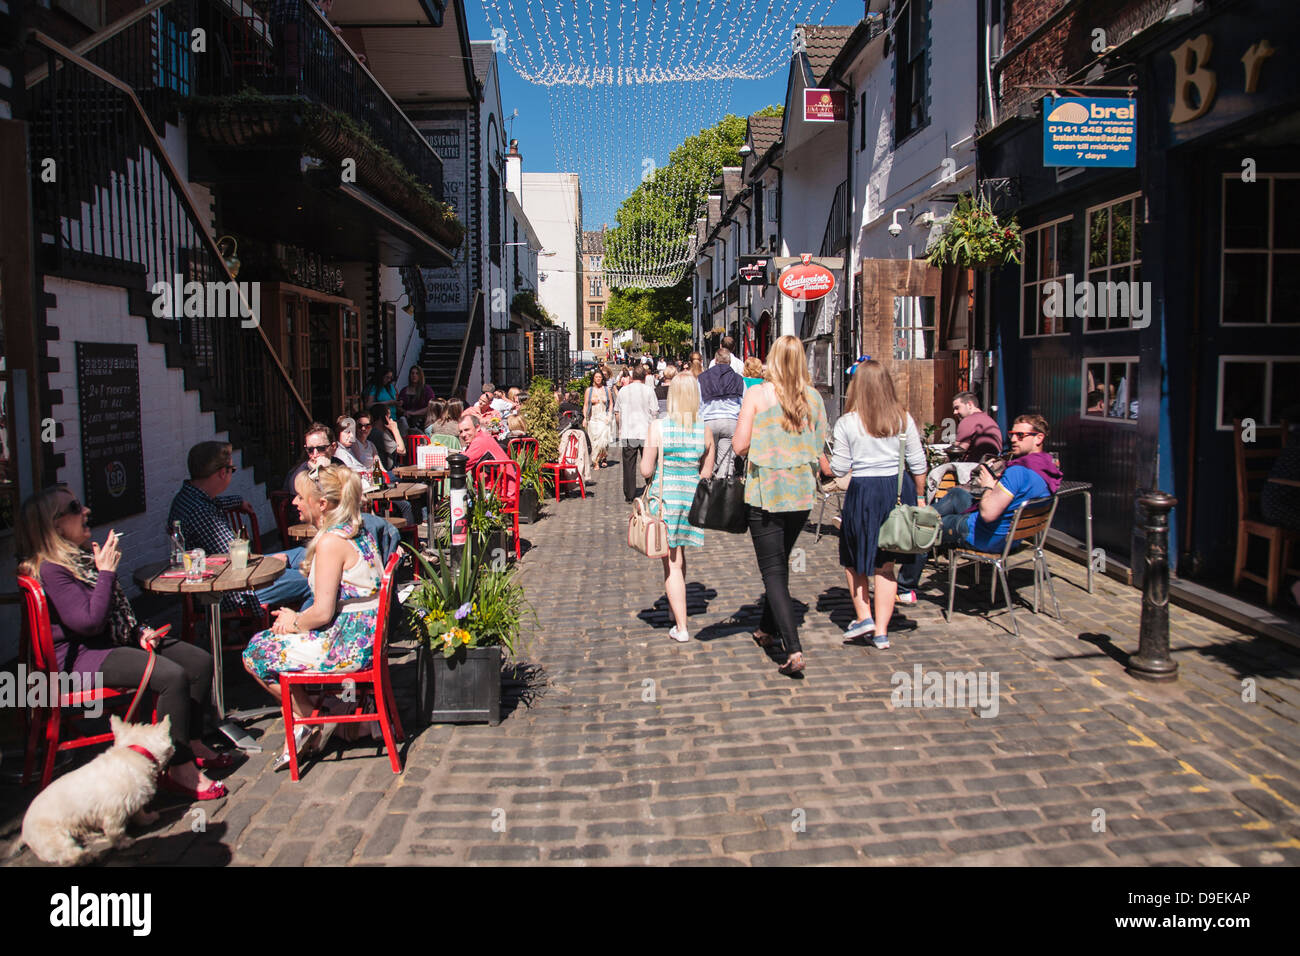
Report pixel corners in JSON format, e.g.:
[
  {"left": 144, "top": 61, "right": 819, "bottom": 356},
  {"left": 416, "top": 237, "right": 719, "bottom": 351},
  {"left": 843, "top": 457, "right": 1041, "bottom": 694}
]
[{"left": 76, "top": 342, "right": 146, "bottom": 524}]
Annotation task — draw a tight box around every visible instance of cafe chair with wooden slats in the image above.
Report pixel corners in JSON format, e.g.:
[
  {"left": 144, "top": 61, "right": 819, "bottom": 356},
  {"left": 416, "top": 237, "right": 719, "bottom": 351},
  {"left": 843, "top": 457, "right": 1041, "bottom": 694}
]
[
  {"left": 944, "top": 497, "right": 1061, "bottom": 638},
  {"left": 1233, "top": 418, "right": 1298, "bottom": 606},
  {"left": 929, "top": 470, "right": 959, "bottom": 504},
  {"left": 279, "top": 552, "right": 406, "bottom": 781},
  {"left": 17, "top": 575, "right": 159, "bottom": 791}
]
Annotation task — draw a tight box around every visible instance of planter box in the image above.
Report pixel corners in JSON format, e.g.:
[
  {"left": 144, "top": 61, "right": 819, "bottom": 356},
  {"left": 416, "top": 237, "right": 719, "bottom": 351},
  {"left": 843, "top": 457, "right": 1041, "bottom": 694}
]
[
  {"left": 416, "top": 643, "right": 501, "bottom": 725},
  {"left": 517, "top": 485, "right": 541, "bottom": 524}
]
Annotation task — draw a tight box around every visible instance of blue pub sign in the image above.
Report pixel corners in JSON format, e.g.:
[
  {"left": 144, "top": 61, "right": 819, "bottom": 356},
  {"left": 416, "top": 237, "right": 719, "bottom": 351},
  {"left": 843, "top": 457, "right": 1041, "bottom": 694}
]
[{"left": 1042, "top": 96, "right": 1137, "bottom": 167}]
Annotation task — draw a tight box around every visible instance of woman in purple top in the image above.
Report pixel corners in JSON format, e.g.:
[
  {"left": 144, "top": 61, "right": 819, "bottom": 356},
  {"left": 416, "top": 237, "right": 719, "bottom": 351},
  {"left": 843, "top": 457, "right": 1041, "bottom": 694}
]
[
  {"left": 398, "top": 365, "right": 435, "bottom": 430},
  {"left": 16, "top": 486, "right": 231, "bottom": 800}
]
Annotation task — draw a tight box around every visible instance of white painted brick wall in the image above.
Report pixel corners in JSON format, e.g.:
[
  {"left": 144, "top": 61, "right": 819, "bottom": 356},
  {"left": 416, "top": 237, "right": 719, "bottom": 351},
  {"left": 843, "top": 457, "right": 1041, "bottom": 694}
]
[{"left": 44, "top": 276, "right": 275, "bottom": 600}]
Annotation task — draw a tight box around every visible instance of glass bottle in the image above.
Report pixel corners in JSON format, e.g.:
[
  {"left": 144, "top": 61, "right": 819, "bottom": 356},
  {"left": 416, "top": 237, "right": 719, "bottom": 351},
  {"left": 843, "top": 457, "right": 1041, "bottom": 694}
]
[{"left": 169, "top": 521, "right": 186, "bottom": 569}]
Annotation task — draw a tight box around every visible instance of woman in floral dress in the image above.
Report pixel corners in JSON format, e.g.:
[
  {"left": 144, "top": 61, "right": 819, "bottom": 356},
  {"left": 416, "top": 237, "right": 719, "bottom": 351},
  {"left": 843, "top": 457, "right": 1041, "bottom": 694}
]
[
  {"left": 640, "top": 374, "right": 715, "bottom": 642},
  {"left": 243, "top": 463, "right": 385, "bottom": 770}
]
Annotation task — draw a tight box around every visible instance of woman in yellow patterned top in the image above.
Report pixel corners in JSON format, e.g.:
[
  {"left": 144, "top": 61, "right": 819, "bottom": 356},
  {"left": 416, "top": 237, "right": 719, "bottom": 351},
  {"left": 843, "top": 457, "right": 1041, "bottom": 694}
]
[{"left": 732, "top": 335, "right": 829, "bottom": 675}]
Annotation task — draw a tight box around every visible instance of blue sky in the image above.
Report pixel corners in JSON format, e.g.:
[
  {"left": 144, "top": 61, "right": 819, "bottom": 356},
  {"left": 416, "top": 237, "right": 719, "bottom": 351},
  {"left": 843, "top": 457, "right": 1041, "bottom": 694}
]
[{"left": 462, "top": 1, "right": 869, "bottom": 223}]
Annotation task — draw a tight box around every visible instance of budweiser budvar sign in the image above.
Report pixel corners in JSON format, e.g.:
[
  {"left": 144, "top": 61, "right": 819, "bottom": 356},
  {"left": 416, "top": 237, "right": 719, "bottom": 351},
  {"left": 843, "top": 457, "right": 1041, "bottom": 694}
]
[{"left": 777, "top": 254, "right": 835, "bottom": 301}]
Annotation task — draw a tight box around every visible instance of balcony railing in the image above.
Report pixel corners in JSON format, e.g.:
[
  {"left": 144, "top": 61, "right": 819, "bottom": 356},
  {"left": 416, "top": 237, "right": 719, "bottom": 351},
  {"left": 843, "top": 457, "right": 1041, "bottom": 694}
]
[
  {"left": 193, "top": 0, "right": 443, "bottom": 199},
  {"left": 28, "top": 33, "right": 312, "bottom": 487},
  {"left": 38, "top": 0, "right": 442, "bottom": 200}
]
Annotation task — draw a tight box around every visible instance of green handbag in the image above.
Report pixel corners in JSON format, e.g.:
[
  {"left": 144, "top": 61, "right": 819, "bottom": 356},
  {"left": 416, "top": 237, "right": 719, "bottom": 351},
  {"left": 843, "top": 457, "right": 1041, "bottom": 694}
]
[{"left": 876, "top": 426, "right": 942, "bottom": 554}]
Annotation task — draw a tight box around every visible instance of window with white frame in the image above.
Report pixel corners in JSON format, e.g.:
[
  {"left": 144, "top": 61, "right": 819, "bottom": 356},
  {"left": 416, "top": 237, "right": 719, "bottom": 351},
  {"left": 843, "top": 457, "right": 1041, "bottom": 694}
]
[
  {"left": 1021, "top": 216, "right": 1073, "bottom": 337},
  {"left": 589, "top": 331, "right": 603, "bottom": 349},
  {"left": 1085, "top": 193, "right": 1143, "bottom": 332},
  {"left": 1217, "top": 356, "right": 1300, "bottom": 430},
  {"left": 1083, "top": 357, "right": 1139, "bottom": 423},
  {"left": 893, "top": 296, "right": 935, "bottom": 360},
  {"left": 1222, "top": 173, "right": 1300, "bottom": 325},
  {"left": 590, "top": 277, "right": 602, "bottom": 297}
]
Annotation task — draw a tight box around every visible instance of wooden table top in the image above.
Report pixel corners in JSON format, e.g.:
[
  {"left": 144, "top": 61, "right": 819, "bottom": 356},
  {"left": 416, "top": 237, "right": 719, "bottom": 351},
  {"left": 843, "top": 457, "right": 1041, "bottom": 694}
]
[
  {"left": 134, "top": 554, "right": 286, "bottom": 595},
  {"left": 1268, "top": 477, "right": 1300, "bottom": 488},
  {"left": 393, "top": 466, "right": 448, "bottom": 481},
  {"left": 366, "top": 481, "right": 428, "bottom": 501},
  {"left": 288, "top": 516, "right": 408, "bottom": 540}
]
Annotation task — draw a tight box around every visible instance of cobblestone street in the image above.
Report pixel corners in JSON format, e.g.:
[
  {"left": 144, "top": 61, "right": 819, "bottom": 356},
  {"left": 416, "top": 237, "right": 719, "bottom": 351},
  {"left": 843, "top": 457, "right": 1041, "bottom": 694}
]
[{"left": 5, "top": 456, "right": 1300, "bottom": 867}]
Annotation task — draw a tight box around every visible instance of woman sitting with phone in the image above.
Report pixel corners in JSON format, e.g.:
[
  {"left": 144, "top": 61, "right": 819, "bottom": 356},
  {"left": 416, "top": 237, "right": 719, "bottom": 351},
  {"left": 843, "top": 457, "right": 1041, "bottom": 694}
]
[{"left": 16, "top": 486, "right": 232, "bottom": 800}]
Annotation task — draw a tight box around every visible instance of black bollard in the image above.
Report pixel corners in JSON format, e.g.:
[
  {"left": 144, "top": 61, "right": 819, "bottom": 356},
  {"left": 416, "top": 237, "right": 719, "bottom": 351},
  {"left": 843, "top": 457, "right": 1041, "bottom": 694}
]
[
  {"left": 1127, "top": 490, "right": 1179, "bottom": 682},
  {"left": 447, "top": 453, "right": 469, "bottom": 567}
]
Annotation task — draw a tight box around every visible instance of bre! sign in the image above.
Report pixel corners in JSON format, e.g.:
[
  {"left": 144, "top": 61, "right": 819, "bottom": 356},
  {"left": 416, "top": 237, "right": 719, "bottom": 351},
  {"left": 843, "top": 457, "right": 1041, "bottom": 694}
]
[
  {"left": 804, "top": 89, "right": 846, "bottom": 122},
  {"left": 778, "top": 254, "right": 835, "bottom": 301},
  {"left": 1043, "top": 96, "right": 1137, "bottom": 167}
]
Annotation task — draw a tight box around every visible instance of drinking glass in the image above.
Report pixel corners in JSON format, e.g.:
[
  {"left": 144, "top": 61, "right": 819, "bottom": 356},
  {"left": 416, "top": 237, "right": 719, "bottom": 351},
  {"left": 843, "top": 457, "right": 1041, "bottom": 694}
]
[{"left": 185, "top": 548, "right": 206, "bottom": 582}]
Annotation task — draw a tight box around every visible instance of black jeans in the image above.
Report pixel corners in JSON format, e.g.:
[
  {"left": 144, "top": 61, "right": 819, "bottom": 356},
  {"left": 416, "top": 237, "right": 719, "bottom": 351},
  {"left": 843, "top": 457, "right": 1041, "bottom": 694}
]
[
  {"left": 622, "top": 439, "right": 644, "bottom": 501},
  {"left": 747, "top": 506, "right": 809, "bottom": 656},
  {"left": 100, "top": 638, "right": 214, "bottom": 765}
]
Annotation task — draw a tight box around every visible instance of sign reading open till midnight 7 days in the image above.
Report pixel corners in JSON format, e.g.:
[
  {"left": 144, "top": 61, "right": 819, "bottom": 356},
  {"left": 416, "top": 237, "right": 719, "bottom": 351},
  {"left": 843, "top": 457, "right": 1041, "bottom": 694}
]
[{"left": 1043, "top": 96, "right": 1137, "bottom": 167}]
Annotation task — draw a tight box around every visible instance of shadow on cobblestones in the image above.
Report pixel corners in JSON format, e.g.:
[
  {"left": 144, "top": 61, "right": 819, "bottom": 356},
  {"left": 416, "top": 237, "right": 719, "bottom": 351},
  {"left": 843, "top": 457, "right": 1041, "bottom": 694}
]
[
  {"left": 636, "top": 582, "right": 719, "bottom": 628},
  {"left": 501, "top": 661, "right": 550, "bottom": 719}
]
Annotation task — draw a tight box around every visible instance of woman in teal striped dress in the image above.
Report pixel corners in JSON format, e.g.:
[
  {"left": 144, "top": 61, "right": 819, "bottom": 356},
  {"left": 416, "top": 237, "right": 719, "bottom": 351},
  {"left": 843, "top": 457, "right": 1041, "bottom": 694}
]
[{"left": 640, "top": 373, "right": 715, "bottom": 642}]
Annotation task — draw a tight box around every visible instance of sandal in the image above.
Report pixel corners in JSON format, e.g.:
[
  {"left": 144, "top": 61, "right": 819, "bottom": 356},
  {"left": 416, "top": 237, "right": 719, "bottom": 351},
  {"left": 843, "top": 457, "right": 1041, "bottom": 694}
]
[
  {"left": 194, "top": 752, "right": 237, "bottom": 771},
  {"left": 778, "top": 652, "right": 805, "bottom": 675},
  {"left": 272, "top": 725, "right": 319, "bottom": 772},
  {"left": 158, "top": 774, "right": 228, "bottom": 801}
]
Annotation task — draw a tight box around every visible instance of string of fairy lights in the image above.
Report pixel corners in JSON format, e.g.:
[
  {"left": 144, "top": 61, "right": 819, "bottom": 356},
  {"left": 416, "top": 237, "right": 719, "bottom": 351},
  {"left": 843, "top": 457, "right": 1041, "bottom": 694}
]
[{"left": 483, "top": 0, "right": 835, "bottom": 289}]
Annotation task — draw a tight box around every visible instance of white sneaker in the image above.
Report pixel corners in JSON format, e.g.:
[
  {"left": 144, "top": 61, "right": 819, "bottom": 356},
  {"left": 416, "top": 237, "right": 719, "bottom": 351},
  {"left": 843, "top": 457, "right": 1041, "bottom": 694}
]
[
  {"left": 668, "top": 626, "right": 691, "bottom": 643},
  {"left": 896, "top": 589, "right": 918, "bottom": 605}
]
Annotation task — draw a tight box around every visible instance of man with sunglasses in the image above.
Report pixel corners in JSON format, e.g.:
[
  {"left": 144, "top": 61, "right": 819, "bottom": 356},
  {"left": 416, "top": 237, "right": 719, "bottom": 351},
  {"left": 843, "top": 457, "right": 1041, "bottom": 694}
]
[{"left": 170, "top": 440, "right": 314, "bottom": 611}]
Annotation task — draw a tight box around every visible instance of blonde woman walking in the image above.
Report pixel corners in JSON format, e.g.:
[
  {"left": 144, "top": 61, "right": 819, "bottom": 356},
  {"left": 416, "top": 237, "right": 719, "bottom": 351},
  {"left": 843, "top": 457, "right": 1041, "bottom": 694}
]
[
  {"left": 640, "top": 374, "right": 715, "bottom": 642},
  {"left": 732, "top": 335, "right": 828, "bottom": 675}
]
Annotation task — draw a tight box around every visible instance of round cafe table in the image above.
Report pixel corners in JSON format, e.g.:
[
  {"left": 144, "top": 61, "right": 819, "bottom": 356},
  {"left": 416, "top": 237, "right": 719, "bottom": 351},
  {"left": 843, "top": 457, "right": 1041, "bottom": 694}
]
[
  {"left": 287, "top": 515, "right": 408, "bottom": 542},
  {"left": 393, "top": 466, "right": 447, "bottom": 525},
  {"left": 134, "top": 554, "right": 285, "bottom": 752}
]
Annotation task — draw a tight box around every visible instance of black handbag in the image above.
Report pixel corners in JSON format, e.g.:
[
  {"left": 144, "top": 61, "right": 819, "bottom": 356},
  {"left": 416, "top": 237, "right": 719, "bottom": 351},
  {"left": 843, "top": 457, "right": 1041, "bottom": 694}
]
[{"left": 688, "top": 453, "right": 748, "bottom": 533}]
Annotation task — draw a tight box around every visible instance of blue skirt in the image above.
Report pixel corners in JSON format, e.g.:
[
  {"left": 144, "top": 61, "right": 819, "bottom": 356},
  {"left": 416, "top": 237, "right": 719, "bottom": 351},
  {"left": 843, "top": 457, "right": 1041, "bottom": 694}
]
[{"left": 839, "top": 475, "right": 919, "bottom": 574}]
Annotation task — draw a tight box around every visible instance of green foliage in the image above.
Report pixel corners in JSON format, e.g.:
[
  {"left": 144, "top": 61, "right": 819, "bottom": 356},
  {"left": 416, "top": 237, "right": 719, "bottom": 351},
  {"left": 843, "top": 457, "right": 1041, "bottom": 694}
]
[
  {"left": 521, "top": 377, "right": 560, "bottom": 465},
  {"left": 512, "top": 290, "right": 554, "bottom": 326},
  {"left": 925, "top": 192, "right": 1022, "bottom": 271},
  {"left": 603, "top": 111, "right": 753, "bottom": 289},
  {"left": 567, "top": 372, "right": 593, "bottom": 394},
  {"left": 604, "top": 274, "right": 693, "bottom": 351},
  {"left": 402, "top": 492, "right": 530, "bottom": 658}
]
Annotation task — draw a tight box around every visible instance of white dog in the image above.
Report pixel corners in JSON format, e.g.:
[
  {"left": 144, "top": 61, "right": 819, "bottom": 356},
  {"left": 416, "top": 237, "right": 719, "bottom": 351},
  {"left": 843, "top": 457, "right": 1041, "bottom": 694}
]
[{"left": 22, "top": 715, "right": 173, "bottom": 866}]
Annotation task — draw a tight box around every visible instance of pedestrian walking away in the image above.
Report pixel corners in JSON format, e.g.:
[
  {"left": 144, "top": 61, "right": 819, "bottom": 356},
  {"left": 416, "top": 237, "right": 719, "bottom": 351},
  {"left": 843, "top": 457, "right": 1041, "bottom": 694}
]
[
  {"left": 732, "top": 335, "right": 828, "bottom": 675},
  {"left": 830, "top": 361, "right": 928, "bottom": 649},
  {"left": 616, "top": 364, "right": 659, "bottom": 502},
  {"left": 640, "top": 374, "right": 715, "bottom": 642}
]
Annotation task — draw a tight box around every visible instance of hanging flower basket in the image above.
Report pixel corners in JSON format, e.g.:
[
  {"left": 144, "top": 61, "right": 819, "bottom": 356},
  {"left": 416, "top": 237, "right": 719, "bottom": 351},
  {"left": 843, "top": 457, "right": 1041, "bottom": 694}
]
[{"left": 924, "top": 193, "right": 1022, "bottom": 271}]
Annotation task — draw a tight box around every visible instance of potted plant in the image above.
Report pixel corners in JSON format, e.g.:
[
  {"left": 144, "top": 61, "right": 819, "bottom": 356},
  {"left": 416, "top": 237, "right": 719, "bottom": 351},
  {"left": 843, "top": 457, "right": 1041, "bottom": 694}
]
[
  {"left": 511, "top": 447, "right": 544, "bottom": 524},
  {"left": 403, "top": 496, "right": 531, "bottom": 725},
  {"left": 924, "top": 192, "right": 1022, "bottom": 271}
]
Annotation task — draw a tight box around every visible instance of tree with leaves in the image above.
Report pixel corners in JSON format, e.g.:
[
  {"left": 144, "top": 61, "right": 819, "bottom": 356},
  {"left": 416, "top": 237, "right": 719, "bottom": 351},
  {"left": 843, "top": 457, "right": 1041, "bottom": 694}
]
[{"left": 602, "top": 105, "right": 782, "bottom": 353}]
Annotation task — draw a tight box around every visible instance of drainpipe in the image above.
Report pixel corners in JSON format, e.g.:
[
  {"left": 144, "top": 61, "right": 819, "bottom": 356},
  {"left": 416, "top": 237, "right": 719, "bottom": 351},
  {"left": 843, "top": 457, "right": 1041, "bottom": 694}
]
[{"left": 827, "top": 70, "right": 855, "bottom": 420}]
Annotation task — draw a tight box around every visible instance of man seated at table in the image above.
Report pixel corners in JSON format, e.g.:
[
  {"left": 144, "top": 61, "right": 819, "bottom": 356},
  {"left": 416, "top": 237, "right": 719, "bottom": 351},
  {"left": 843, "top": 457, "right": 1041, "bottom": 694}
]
[
  {"left": 949, "top": 391, "right": 1003, "bottom": 461},
  {"left": 932, "top": 414, "right": 1062, "bottom": 553},
  {"left": 459, "top": 412, "right": 517, "bottom": 501},
  {"left": 170, "top": 440, "right": 313, "bottom": 612}
]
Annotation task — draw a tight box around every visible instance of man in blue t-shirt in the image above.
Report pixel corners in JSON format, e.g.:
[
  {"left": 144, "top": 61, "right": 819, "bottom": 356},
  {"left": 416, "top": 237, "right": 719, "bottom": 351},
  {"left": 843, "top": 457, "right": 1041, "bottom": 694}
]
[{"left": 933, "top": 413, "right": 1061, "bottom": 553}]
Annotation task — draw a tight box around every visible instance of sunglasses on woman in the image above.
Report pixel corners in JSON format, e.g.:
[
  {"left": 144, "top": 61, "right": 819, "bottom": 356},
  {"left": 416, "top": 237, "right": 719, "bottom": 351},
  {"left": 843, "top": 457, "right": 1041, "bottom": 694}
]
[{"left": 55, "top": 498, "right": 83, "bottom": 518}]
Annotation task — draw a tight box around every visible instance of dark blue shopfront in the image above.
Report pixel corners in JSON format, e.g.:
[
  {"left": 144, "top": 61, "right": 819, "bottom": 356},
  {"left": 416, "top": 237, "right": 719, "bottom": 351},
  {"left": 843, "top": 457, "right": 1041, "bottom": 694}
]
[{"left": 981, "top": 0, "right": 1300, "bottom": 581}]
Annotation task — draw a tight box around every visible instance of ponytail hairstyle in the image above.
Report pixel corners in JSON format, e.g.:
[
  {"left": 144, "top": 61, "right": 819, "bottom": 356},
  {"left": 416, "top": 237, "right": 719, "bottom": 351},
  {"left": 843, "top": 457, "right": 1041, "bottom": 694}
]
[
  {"left": 764, "top": 335, "right": 813, "bottom": 434},
  {"left": 296, "top": 463, "right": 363, "bottom": 578}
]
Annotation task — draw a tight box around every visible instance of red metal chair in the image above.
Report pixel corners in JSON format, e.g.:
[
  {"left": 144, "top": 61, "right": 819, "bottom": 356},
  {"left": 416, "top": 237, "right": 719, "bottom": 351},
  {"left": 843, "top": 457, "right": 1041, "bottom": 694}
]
[
  {"left": 508, "top": 437, "right": 539, "bottom": 460},
  {"left": 475, "top": 458, "right": 522, "bottom": 560},
  {"left": 406, "top": 432, "right": 430, "bottom": 467},
  {"left": 17, "top": 575, "right": 157, "bottom": 791},
  {"left": 279, "top": 551, "right": 406, "bottom": 781},
  {"left": 222, "top": 500, "right": 263, "bottom": 551},
  {"left": 540, "top": 432, "right": 587, "bottom": 502}
]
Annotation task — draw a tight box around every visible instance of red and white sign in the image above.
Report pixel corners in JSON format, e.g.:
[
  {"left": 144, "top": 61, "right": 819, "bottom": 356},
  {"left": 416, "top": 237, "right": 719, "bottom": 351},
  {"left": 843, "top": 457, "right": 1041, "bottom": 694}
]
[
  {"left": 777, "top": 254, "right": 836, "bottom": 301},
  {"left": 804, "top": 89, "right": 846, "bottom": 122}
]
